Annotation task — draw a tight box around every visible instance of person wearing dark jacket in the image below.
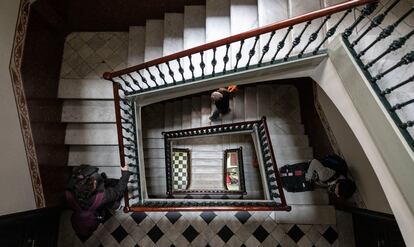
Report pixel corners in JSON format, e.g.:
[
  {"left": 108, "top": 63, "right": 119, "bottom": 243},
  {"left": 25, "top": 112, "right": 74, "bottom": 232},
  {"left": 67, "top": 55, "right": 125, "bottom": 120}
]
[
  {"left": 210, "top": 87, "right": 231, "bottom": 121},
  {"left": 65, "top": 164, "right": 131, "bottom": 239}
]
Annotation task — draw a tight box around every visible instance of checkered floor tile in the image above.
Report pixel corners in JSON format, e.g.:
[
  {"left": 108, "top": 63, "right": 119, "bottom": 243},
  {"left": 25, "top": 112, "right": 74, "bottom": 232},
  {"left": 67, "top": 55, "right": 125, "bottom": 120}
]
[
  {"left": 172, "top": 150, "right": 189, "bottom": 191},
  {"left": 58, "top": 210, "right": 341, "bottom": 247}
]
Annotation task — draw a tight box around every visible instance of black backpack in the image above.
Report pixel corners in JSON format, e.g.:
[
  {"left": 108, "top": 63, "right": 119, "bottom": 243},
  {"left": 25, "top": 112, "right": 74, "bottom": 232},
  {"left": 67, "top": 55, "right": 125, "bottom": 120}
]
[{"left": 279, "top": 162, "right": 313, "bottom": 192}]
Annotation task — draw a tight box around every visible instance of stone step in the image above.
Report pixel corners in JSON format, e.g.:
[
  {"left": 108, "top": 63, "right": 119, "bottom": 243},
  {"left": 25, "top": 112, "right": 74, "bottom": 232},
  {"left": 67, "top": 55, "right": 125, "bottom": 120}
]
[
  {"left": 145, "top": 19, "right": 164, "bottom": 62},
  {"left": 61, "top": 100, "right": 115, "bottom": 123},
  {"left": 274, "top": 146, "right": 313, "bottom": 161},
  {"left": 182, "top": 98, "right": 192, "bottom": 129},
  {"left": 58, "top": 79, "right": 113, "bottom": 99},
  {"left": 232, "top": 88, "right": 245, "bottom": 122},
  {"left": 144, "top": 158, "right": 165, "bottom": 168},
  {"left": 257, "top": 0, "right": 289, "bottom": 63},
  {"left": 173, "top": 144, "right": 224, "bottom": 152},
  {"left": 244, "top": 87, "right": 258, "bottom": 121},
  {"left": 163, "top": 13, "right": 184, "bottom": 84},
  {"left": 283, "top": 188, "right": 330, "bottom": 205},
  {"left": 142, "top": 103, "right": 165, "bottom": 138},
  {"left": 206, "top": 0, "right": 231, "bottom": 73},
  {"left": 191, "top": 173, "right": 225, "bottom": 182},
  {"left": 257, "top": 84, "right": 273, "bottom": 118},
  {"left": 191, "top": 97, "right": 202, "bottom": 128},
  {"left": 266, "top": 122, "right": 305, "bottom": 134},
  {"left": 170, "top": 194, "right": 247, "bottom": 199},
  {"left": 128, "top": 26, "right": 145, "bottom": 66},
  {"left": 164, "top": 101, "right": 175, "bottom": 132},
  {"left": 230, "top": 0, "right": 259, "bottom": 67},
  {"left": 173, "top": 100, "right": 183, "bottom": 130},
  {"left": 289, "top": 0, "right": 325, "bottom": 55},
  {"left": 322, "top": 0, "right": 356, "bottom": 42},
  {"left": 192, "top": 151, "right": 223, "bottom": 159},
  {"left": 201, "top": 95, "right": 211, "bottom": 126},
  {"left": 274, "top": 205, "right": 336, "bottom": 224},
  {"left": 184, "top": 5, "right": 206, "bottom": 79},
  {"left": 64, "top": 123, "right": 118, "bottom": 145},
  {"left": 271, "top": 134, "right": 309, "bottom": 148},
  {"left": 67, "top": 146, "right": 119, "bottom": 166},
  {"left": 143, "top": 138, "right": 164, "bottom": 149},
  {"left": 268, "top": 84, "right": 301, "bottom": 123},
  {"left": 163, "top": 13, "right": 184, "bottom": 56},
  {"left": 144, "top": 19, "right": 164, "bottom": 88},
  {"left": 144, "top": 148, "right": 165, "bottom": 159}
]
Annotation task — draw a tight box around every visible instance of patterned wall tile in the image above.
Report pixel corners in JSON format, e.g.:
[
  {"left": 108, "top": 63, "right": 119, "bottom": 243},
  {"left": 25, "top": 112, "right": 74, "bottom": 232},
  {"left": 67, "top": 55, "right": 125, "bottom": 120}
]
[{"left": 60, "top": 32, "right": 128, "bottom": 79}]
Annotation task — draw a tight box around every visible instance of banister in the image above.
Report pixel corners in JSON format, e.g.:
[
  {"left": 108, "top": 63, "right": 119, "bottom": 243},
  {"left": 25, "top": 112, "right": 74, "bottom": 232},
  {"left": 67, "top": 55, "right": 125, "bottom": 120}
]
[{"left": 103, "top": 0, "right": 377, "bottom": 80}]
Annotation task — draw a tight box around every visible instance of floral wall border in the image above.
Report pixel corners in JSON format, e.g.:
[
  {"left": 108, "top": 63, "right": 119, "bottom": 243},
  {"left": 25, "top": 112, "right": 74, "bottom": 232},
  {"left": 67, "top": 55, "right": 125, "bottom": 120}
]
[{"left": 8, "top": 0, "right": 45, "bottom": 208}]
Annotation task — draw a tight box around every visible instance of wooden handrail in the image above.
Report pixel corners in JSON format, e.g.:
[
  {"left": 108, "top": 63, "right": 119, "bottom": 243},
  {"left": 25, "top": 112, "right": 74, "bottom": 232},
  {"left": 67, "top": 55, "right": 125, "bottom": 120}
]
[
  {"left": 112, "top": 83, "right": 131, "bottom": 211},
  {"left": 127, "top": 205, "right": 291, "bottom": 212},
  {"left": 103, "top": 0, "right": 377, "bottom": 80}
]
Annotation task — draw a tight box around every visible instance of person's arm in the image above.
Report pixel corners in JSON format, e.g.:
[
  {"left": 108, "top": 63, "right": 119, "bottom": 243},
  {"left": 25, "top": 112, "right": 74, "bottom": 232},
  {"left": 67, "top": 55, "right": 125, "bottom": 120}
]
[
  {"left": 102, "top": 167, "right": 131, "bottom": 204},
  {"left": 305, "top": 159, "right": 336, "bottom": 182}
]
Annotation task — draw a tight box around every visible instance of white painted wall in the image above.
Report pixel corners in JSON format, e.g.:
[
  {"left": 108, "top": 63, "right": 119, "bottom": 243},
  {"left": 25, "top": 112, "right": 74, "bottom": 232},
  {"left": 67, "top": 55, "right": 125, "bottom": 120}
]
[
  {"left": 316, "top": 87, "right": 392, "bottom": 213},
  {"left": 311, "top": 45, "right": 414, "bottom": 244},
  {"left": 0, "top": 0, "right": 36, "bottom": 215}
]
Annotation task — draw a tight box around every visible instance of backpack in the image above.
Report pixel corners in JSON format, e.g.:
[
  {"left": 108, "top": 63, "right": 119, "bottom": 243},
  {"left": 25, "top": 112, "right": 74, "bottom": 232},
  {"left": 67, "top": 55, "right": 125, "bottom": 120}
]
[
  {"left": 279, "top": 162, "right": 314, "bottom": 192},
  {"left": 320, "top": 154, "right": 348, "bottom": 178},
  {"left": 65, "top": 191, "right": 104, "bottom": 237}
]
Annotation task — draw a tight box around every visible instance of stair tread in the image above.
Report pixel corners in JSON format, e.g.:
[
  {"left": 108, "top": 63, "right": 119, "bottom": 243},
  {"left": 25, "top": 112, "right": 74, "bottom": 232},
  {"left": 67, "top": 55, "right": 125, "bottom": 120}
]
[
  {"left": 68, "top": 146, "right": 119, "bottom": 166},
  {"left": 283, "top": 188, "right": 330, "bottom": 205},
  {"left": 206, "top": 0, "right": 231, "bottom": 72},
  {"left": 182, "top": 98, "right": 192, "bottom": 129},
  {"left": 145, "top": 20, "right": 164, "bottom": 61},
  {"left": 163, "top": 13, "right": 184, "bottom": 56},
  {"left": 184, "top": 6, "right": 206, "bottom": 79},
  {"left": 257, "top": 0, "right": 289, "bottom": 63},
  {"left": 61, "top": 100, "right": 115, "bottom": 123},
  {"left": 144, "top": 20, "right": 164, "bottom": 87},
  {"left": 163, "top": 13, "right": 184, "bottom": 83},
  {"left": 142, "top": 103, "right": 165, "bottom": 138},
  {"left": 164, "top": 102, "right": 174, "bottom": 132},
  {"left": 289, "top": 0, "right": 325, "bottom": 55},
  {"left": 58, "top": 79, "right": 113, "bottom": 99},
  {"left": 173, "top": 100, "right": 183, "bottom": 130},
  {"left": 191, "top": 97, "right": 202, "bottom": 128},
  {"left": 274, "top": 205, "right": 336, "bottom": 224},
  {"left": 65, "top": 123, "right": 117, "bottom": 145},
  {"left": 201, "top": 95, "right": 211, "bottom": 126},
  {"left": 244, "top": 87, "right": 258, "bottom": 121},
  {"left": 268, "top": 84, "right": 301, "bottom": 123},
  {"left": 184, "top": 6, "right": 206, "bottom": 49},
  {"left": 230, "top": 0, "right": 259, "bottom": 67},
  {"left": 232, "top": 88, "right": 245, "bottom": 122},
  {"left": 128, "top": 26, "right": 145, "bottom": 66}
]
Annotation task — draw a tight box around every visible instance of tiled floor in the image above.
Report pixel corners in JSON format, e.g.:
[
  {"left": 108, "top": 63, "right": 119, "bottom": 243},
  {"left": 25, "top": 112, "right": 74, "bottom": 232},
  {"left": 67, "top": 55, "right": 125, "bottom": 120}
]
[{"left": 58, "top": 210, "right": 340, "bottom": 247}]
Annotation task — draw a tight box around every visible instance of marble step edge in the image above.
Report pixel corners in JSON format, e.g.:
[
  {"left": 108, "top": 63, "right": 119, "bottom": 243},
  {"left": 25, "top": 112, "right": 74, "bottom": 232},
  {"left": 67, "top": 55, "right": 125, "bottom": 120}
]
[
  {"left": 61, "top": 100, "right": 116, "bottom": 123},
  {"left": 273, "top": 205, "right": 336, "bottom": 225}
]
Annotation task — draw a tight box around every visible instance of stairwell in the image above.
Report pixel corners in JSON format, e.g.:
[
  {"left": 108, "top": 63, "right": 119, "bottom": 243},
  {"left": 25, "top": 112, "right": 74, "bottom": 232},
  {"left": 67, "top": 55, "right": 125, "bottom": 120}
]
[{"left": 56, "top": 0, "right": 349, "bottom": 224}]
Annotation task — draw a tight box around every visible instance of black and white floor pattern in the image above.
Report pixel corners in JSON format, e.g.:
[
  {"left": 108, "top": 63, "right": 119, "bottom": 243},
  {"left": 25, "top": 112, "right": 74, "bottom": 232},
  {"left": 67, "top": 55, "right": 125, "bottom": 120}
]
[{"left": 58, "top": 210, "right": 340, "bottom": 247}]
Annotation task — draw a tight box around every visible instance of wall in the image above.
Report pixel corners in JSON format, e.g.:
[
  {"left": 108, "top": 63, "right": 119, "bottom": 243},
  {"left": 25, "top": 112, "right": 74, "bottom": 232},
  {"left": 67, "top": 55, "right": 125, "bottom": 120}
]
[
  {"left": 0, "top": 0, "right": 36, "bottom": 215},
  {"left": 21, "top": 1, "right": 69, "bottom": 207},
  {"left": 319, "top": 37, "right": 414, "bottom": 244},
  {"left": 316, "top": 87, "right": 392, "bottom": 214}
]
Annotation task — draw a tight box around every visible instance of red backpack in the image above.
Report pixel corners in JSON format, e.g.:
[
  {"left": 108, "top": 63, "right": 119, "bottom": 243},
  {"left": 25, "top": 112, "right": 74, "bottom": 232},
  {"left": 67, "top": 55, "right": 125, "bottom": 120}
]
[{"left": 65, "top": 191, "right": 104, "bottom": 237}]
